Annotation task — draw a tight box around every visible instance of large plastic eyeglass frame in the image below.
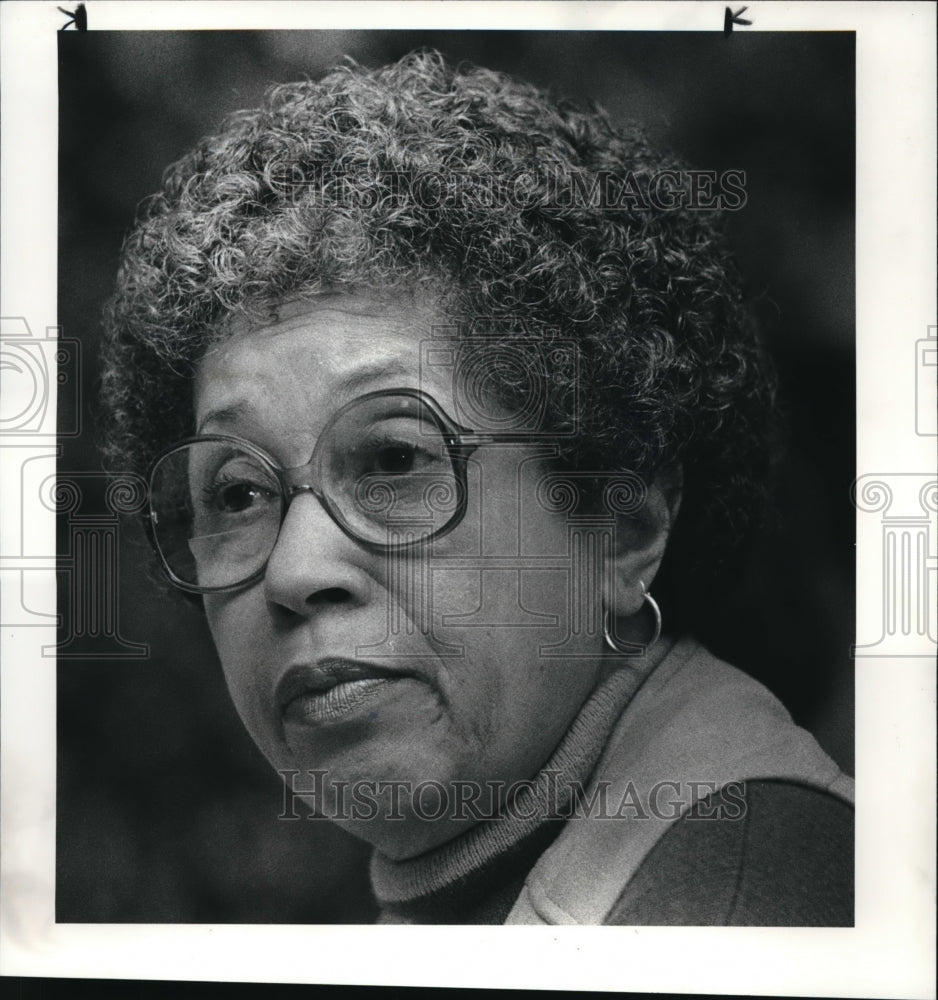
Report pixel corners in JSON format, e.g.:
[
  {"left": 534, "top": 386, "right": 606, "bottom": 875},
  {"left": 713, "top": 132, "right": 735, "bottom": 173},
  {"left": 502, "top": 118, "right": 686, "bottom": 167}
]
[{"left": 145, "top": 387, "right": 533, "bottom": 595}]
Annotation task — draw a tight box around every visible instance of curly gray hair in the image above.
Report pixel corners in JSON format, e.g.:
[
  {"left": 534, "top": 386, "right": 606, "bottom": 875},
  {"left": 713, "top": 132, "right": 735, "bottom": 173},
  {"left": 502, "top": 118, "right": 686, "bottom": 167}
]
[{"left": 100, "top": 49, "right": 778, "bottom": 624}]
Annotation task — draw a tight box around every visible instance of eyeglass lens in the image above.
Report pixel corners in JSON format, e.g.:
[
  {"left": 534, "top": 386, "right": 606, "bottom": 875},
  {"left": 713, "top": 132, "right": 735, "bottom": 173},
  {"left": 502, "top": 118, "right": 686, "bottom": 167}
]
[{"left": 149, "top": 394, "right": 465, "bottom": 591}]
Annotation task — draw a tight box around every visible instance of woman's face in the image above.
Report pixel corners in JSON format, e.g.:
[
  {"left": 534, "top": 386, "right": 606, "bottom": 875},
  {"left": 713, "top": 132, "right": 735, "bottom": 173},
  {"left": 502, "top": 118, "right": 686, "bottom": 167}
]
[{"left": 196, "top": 291, "right": 606, "bottom": 858}]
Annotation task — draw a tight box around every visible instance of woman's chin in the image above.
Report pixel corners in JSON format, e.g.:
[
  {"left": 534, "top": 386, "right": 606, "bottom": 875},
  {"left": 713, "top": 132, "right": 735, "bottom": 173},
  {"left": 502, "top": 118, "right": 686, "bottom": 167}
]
[
  {"left": 278, "top": 681, "right": 473, "bottom": 831},
  {"left": 282, "top": 751, "right": 484, "bottom": 858}
]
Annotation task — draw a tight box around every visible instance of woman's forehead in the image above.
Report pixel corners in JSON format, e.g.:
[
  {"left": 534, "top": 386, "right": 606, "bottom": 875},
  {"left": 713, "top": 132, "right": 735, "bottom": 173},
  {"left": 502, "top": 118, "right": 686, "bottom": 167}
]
[{"left": 194, "top": 291, "right": 455, "bottom": 435}]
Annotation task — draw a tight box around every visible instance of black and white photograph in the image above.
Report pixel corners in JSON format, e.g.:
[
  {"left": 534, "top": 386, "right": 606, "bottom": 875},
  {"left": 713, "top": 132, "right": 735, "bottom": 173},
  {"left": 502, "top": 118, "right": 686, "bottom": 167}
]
[{"left": 1, "top": 2, "right": 935, "bottom": 995}]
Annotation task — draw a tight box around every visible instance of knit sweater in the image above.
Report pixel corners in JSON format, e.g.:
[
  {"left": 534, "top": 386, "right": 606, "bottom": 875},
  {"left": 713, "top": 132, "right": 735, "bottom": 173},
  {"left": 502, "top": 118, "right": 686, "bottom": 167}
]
[{"left": 371, "top": 636, "right": 854, "bottom": 925}]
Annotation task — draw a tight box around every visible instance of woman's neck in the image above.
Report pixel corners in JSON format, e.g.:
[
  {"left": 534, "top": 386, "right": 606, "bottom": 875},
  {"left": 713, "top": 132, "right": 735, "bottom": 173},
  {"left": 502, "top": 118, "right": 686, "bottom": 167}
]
[{"left": 369, "top": 638, "right": 675, "bottom": 919}]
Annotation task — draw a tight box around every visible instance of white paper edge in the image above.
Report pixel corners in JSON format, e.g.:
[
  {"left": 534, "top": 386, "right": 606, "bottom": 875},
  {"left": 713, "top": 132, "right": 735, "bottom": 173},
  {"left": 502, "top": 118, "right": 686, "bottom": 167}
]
[{"left": 1, "top": 2, "right": 935, "bottom": 996}]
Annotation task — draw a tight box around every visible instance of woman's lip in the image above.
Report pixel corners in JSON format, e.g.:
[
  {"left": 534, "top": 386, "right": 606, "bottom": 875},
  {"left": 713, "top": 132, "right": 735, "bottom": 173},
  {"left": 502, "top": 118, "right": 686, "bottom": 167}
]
[
  {"left": 275, "top": 658, "right": 406, "bottom": 715},
  {"left": 283, "top": 677, "right": 401, "bottom": 725}
]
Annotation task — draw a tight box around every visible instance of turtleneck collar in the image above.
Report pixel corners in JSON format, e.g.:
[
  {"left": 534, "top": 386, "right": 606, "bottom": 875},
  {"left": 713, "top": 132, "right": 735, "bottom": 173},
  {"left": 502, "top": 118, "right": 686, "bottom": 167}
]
[{"left": 370, "top": 642, "right": 671, "bottom": 922}]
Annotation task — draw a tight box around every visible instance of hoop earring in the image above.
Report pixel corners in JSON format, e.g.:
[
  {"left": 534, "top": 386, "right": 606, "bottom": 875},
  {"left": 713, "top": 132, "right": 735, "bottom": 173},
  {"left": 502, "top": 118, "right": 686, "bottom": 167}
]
[{"left": 602, "top": 581, "right": 662, "bottom": 655}]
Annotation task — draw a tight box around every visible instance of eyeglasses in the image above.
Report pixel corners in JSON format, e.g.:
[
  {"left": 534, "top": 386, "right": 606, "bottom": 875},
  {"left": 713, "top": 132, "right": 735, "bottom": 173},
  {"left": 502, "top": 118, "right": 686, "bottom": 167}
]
[{"left": 146, "top": 388, "right": 516, "bottom": 594}]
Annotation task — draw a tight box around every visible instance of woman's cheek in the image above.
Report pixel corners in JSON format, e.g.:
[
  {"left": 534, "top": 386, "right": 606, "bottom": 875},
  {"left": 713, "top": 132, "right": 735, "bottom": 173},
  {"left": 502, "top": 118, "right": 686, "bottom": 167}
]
[{"left": 206, "top": 598, "right": 273, "bottom": 727}]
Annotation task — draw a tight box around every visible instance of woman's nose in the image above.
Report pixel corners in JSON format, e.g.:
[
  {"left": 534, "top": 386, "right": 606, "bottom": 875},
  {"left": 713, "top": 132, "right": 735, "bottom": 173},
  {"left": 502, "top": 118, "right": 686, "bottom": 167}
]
[{"left": 262, "top": 492, "right": 369, "bottom": 615}]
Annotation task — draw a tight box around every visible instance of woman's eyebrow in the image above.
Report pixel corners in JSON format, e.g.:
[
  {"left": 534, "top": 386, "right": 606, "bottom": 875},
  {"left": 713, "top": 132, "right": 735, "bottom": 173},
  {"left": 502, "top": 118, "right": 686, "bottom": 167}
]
[
  {"left": 196, "top": 361, "right": 418, "bottom": 433},
  {"left": 333, "top": 360, "right": 417, "bottom": 397},
  {"left": 196, "top": 402, "right": 252, "bottom": 434}
]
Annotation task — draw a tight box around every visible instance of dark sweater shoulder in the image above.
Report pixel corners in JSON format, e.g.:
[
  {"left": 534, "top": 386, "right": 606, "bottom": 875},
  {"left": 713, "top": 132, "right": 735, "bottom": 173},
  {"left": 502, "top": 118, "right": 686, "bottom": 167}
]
[{"left": 604, "top": 779, "right": 854, "bottom": 926}]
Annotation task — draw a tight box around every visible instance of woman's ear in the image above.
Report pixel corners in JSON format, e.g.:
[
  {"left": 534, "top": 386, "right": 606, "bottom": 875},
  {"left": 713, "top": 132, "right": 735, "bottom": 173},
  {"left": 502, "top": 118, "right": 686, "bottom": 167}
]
[{"left": 605, "top": 463, "right": 683, "bottom": 618}]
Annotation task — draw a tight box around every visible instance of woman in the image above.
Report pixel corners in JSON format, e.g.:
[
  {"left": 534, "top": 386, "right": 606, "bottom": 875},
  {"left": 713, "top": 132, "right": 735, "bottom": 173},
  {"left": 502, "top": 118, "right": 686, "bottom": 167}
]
[{"left": 100, "top": 50, "right": 853, "bottom": 924}]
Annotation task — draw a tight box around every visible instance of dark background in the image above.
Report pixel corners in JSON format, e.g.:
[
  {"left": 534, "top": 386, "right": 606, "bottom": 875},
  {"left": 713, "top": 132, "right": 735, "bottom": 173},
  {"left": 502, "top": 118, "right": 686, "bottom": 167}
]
[{"left": 57, "top": 30, "right": 855, "bottom": 923}]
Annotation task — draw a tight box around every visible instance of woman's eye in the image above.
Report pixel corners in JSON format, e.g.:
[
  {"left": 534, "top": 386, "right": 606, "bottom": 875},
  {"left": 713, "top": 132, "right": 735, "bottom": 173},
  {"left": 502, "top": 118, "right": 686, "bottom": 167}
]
[
  {"left": 374, "top": 445, "right": 418, "bottom": 474},
  {"left": 203, "top": 476, "right": 276, "bottom": 514},
  {"left": 217, "top": 482, "right": 266, "bottom": 510}
]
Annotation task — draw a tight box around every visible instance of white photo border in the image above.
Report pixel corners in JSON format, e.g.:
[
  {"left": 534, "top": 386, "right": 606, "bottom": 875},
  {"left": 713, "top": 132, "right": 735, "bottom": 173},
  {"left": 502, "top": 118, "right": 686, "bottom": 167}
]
[{"left": 1, "top": 2, "right": 935, "bottom": 996}]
